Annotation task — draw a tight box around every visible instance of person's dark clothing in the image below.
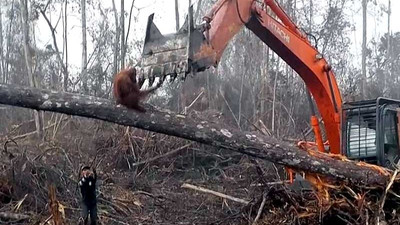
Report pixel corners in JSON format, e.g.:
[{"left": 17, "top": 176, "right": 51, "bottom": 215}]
[
  {"left": 79, "top": 168, "right": 97, "bottom": 225},
  {"left": 81, "top": 200, "right": 97, "bottom": 225}
]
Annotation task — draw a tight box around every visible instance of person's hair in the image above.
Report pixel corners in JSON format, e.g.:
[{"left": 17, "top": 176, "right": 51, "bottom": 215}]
[{"left": 81, "top": 166, "right": 91, "bottom": 171}]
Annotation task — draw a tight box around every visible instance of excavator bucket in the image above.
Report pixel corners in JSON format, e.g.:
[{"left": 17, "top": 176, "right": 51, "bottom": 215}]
[{"left": 136, "top": 6, "right": 216, "bottom": 86}]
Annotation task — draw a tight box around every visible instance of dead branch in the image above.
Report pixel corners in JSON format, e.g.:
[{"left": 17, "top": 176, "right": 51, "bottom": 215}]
[
  {"left": 100, "top": 214, "right": 130, "bottom": 225},
  {"left": 250, "top": 180, "right": 291, "bottom": 186},
  {"left": 253, "top": 193, "right": 267, "bottom": 224},
  {"left": 131, "top": 143, "right": 192, "bottom": 167},
  {"left": 183, "top": 89, "right": 204, "bottom": 114},
  {"left": 181, "top": 183, "right": 250, "bottom": 205},
  {"left": 376, "top": 163, "right": 400, "bottom": 224},
  {"left": 9, "top": 116, "right": 68, "bottom": 141},
  {"left": 0, "top": 83, "right": 391, "bottom": 186},
  {"left": 98, "top": 197, "right": 129, "bottom": 216},
  {"left": 58, "top": 146, "right": 74, "bottom": 169}
]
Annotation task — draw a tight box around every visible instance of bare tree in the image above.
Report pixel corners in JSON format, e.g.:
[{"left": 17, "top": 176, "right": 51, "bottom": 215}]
[
  {"left": 309, "top": 0, "right": 313, "bottom": 30},
  {"left": 305, "top": 0, "right": 317, "bottom": 131},
  {"left": 64, "top": 0, "right": 68, "bottom": 91},
  {"left": 0, "top": 0, "right": 4, "bottom": 82},
  {"left": 238, "top": 71, "right": 244, "bottom": 130},
  {"left": 260, "top": 46, "right": 269, "bottom": 120},
  {"left": 271, "top": 56, "right": 280, "bottom": 134},
  {"left": 4, "top": 0, "right": 16, "bottom": 84},
  {"left": 81, "top": 0, "right": 88, "bottom": 93},
  {"left": 385, "top": 0, "right": 391, "bottom": 96},
  {"left": 120, "top": 0, "right": 125, "bottom": 68},
  {"left": 20, "top": 0, "right": 43, "bottom": 139},
  {"left": 175, "top": 0, "right": 179, "bottom": 31},
  {"left": 112, "top": 0, "right": 120, "bottom": 77},
  {"left": 125, "top": 0, "right": 136, "bottom": 46},
  {"left": 361, "top": 0, "right": 367, "bottom": 99},
  {"left": 194, "top": 0, "right": 202, "bottom": 22},
  {"left": 40, "top": 4, "right": 68, "bottom": 92}
]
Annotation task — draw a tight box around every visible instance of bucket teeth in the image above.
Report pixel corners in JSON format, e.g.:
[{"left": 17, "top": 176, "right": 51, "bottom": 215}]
[
  {"left": 136, "top": 60, "right": 188, "bottom": 83},
  {"left": 170, "top": 74, "right": 177, "bottom": 83},
  {"left": 148, "top": 76, "right": 155, "bottom": 87},
  {"left": 137, "top": 7, "right": 216, "bottom": 86},
  {"left": 163, "top": 75, "right": 168, "bottom": 82},
  {"left": 138, "top": 77, "right": 145, "bottom": 88}
]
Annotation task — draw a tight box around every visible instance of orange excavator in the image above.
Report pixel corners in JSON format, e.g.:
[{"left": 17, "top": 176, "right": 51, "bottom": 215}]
[{"left": 136, "top": 0, "right": 400, "bottom": 169}]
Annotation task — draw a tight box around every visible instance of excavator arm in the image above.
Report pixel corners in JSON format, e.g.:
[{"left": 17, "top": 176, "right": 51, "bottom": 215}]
[{"left": 137, "top": 0, "right": 343, "bottom": 154}]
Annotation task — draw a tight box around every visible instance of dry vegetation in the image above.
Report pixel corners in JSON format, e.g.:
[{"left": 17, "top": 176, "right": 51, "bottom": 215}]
[{"left": 1, "top": 112, "right": 400, "bottom": 225}]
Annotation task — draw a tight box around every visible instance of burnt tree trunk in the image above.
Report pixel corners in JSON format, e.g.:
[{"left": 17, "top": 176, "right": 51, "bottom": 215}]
[{"left": 0, "top": 83, "right": 391, "bottom": 186}]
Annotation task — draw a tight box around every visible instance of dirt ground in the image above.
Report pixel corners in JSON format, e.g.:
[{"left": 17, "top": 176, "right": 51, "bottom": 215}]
[
  {"left": 0, "top": 117, "right": 277, "bottom": 224},
  {"left": 1, "top": 116, "right": 400, "bottom": 225}
]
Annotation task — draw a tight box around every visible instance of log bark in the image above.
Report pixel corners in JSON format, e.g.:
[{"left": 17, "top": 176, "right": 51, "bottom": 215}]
[
  {"left": 0, "top": 212, "right": 30, "bottom": 221},
  {"left": 0, "top": 83, "right": 390, "bottom": 186}
]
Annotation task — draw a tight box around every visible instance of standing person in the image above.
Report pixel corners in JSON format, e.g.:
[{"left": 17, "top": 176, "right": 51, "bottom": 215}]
[{"left": 78, "top": 166, "right": 97, "bottom": 225}]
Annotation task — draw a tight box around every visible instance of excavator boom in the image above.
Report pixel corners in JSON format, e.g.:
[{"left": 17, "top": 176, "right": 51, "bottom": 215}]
[{"left": 138, "top": 0, "right": 342, "bottom": 154}]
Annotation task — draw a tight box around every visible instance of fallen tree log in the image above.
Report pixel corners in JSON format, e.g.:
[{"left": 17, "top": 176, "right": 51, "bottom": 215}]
[
  {"left": 0, "top": 83, "right": 391, "bottom": 186},
  {"left": 0, "top": 212, "right": 30, "bottom": 221}
]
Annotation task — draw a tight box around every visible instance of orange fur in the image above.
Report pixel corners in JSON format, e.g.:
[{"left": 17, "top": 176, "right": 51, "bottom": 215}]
[{"left": 113, "top": 67, "right": 160, "bottom": 113}]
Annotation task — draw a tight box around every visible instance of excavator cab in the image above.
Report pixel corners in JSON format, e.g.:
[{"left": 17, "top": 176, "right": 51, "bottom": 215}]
[{"left": 341, "top": 98, "right": 400, "bottom": 168}]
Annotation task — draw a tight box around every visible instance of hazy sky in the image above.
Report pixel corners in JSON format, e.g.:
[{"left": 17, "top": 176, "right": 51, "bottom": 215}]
[
  {"left": 34, "top": 0, "right": 400, "bottom": 71},
  {"left": 35, "top": 0, "right": 191, "bottom": 69}
]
